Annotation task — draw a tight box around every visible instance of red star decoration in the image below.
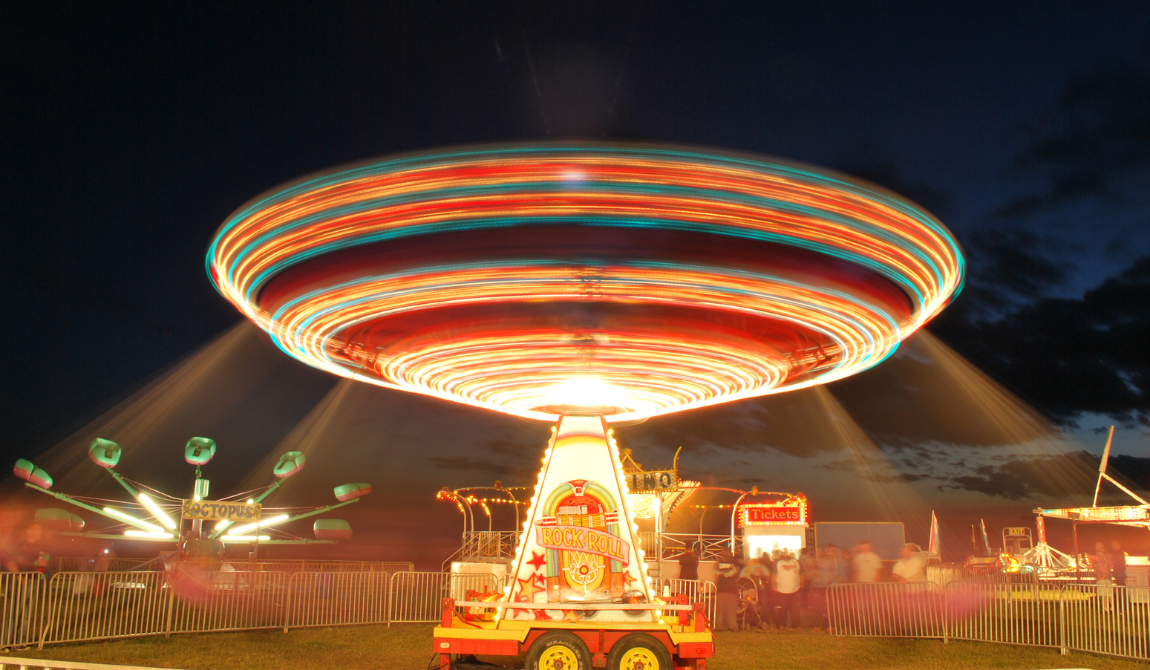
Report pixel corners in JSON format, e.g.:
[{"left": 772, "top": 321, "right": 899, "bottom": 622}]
[
  {"left": 527, "top": 551, "right": 547, "bottom": 570},
  {"left": 511, "top": 592, "right": 530, "bottom": 619},
  {"left": 623, "top": 572, "right": 637, "bottom": 588},
  {"left": 531, "top": 609, "right": 553, "bottom": 621},
  {"left": 517, "top": 575, "right": 542, "bottom": 601}
]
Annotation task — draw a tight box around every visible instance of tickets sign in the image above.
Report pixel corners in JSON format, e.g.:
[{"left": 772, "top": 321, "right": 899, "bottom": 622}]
[
  {"left": 181, "top": 500, "right": 261, "bottom": 523},
  {"left": 741, "top": 504, "right": 805, "bottom": 526}
]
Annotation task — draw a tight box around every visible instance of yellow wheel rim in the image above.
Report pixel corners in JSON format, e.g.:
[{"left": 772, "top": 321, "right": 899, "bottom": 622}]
[
  {"left": 620, "top": 646, "right": 661, "bottom": 670},
  {"left": 539, "top": 644, "right": 579, "bottom": 670}
]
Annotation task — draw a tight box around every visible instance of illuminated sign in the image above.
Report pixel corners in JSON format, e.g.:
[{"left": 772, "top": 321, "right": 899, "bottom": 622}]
[
  {"left": 535, "top": 525, "right": 630, "bottom": 566},
  {"left": 181, "top": 500, "right": 261, "bottom": 523},
  {"left": 1003, "top": 527, "right": 1030, "bottom": 536},
  {"left": 740, "top": 500, "right": 808, "bottom": 527},
  {"left": 625, "top": 470, "right": 679, "bottom": 494}
]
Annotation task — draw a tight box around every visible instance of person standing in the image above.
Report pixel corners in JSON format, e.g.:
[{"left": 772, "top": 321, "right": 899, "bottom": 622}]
[
  {"left": 831, "top": 546, "right": 848, "bottom": 584},
  {"left": 1110, "top": 540, "right": 1127, "bottom": 587},
  {"left": 773, "top": 550, "right": 803, "bottom": 628},
  {"left": 1092, "top": 542, "right": 1113, "bottom": 583},
  {"left": 892, "top": 543, "right": 928, "bottom": 583},
  {"left": 714, "top": 550, "right": 741, "bottom": 632},
  {"left": 755, "top": 553, "right": 776, "bottom": 628},
  {"left": 852, "top": 540, "right": 882, "bottom": 583},
  {"left": 741, "top": 553, "right": 770, "bottom": 628},
  {"left": 1110, "top": 539, "right": 1127, "bottom": 610},
  {"left": 1092, "top": 541, "right": 1114, "bottom": 612},
  {"left": 811, "top": 548, "right": 835, "bottom": 629},
  {"left": 678, "top": 546, "right": 699, "bottom": 582},
  {"left": 799, "top": 547, "right": 816, "bottom": 608}
]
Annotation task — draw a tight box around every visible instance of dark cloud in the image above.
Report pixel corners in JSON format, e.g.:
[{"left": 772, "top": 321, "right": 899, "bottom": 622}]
[
  {"left": 960, "top": 227, "right": 1070, "bottom": 314},
  {"left": 427, "top": 435, "right": 548, "bottom": 482},
  {"left": 1002, "top": 66, "right": 1150, "bottom": 217},
  {"left": 427, "top": 455, "right": 530, "bottom": 480},
  {"left": 620, "top": 391, "right": 848, "bottom": 458},
  {"left": 942, "top": 450, "right": 1150, "bottom": 500},
  {"left": 816, "top": 453, "right": 935, "bottom": 484},
  {"left": 932, "top": 255, "right": 1150, "bottom": 424},
  {"left": 841, "top": 162, "right": 952, "bottom": 218}
]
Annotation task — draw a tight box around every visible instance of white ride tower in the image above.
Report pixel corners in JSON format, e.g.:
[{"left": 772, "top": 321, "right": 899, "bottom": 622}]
[{"left": 502, "top": 415, "right": 657, "bottom": 623}]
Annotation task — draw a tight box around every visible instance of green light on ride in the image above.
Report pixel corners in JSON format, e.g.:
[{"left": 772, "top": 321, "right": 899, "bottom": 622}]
[
  {"left": 185, "top": 437, "right": 217, "bottom": 466},
  {"left": 89, "top": 438, "right": 121, "bottom": 468}
]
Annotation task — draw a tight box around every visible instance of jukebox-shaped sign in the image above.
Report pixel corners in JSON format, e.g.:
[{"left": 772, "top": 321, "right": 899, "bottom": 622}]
[
  {"left": 537, "top": 479, "right": 629, "bottom": 599},
  {"left": 504, "top": 416, "right": 654, "bottom": 623}
]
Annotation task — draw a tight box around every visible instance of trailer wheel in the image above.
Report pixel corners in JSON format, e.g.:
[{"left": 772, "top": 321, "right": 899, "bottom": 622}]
[
  {"left": 525, "top": 630, "right": 592, "bottom": 670},
  {"left": 606, "top": 633, "right": 673, "bottom": 670}
]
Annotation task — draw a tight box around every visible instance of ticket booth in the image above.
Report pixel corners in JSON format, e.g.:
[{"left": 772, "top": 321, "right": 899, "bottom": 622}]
[{"left": 739, "top": 493, "right": 808, "bottom": 561}]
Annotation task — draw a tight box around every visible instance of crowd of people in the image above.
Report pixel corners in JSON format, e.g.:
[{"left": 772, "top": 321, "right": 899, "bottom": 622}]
[{"left": 687, "top": 540, "right": 931, "bottom": 632}]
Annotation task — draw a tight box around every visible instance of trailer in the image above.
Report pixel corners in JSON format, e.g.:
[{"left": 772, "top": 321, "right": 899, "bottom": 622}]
[{"left": 432, "top": 416, "right": 714, "bottom": 670}]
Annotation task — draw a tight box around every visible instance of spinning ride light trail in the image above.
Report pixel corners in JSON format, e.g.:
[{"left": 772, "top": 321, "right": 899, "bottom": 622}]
[
  {"left": 206, "top": 144, "right": 965, "bottom": 656},
  {"left": 208, "top": 144, "right": 964, "bottom": 422}
]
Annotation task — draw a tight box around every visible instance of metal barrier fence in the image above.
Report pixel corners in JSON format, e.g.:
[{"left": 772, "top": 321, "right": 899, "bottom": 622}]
[
  {"left": 1064, "top": 583, "right": 1150, "bottom": 661},
  {"left": 0, "top": 569, "right": 454, "bottom": 651},
  {"left": 284, "top": 571, "right": 390, "bottom": 630},
  {"left": 827, "top": 582, "right": 945, "bottom": 639},
  {"left": 41, "top": 572, "right": 170, "bottom": 646},
  {"left": 946, "top": 581, "right": 1062, "bottom": 649},
  {"left": 829, "top": 580, "right": 1150, "bottom": 662},
  {"left": 168, "top": 571, "right": 288, "bottom": 636},
  {"left": 663, "top": 579, "right": 717, "bottom": 625},
  {"left": 387, "top": 571, "right": 505, "bottom": 625},
  {"left": 1, "top": 572, "right": 45, "bottom": 649}
]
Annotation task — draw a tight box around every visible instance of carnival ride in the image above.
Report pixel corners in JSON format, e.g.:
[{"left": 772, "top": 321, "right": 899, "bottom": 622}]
[
  {"left": 1031, "top": 425, "right": 1150, "bottom": 582},
  {"left": 435, "top": 446, "right": 811, "bottom": 581},
  {"left": 13, "top": 437, "right": 371, "bottom": 566},
  {"left": 207, "top": 143, "right": 964, "bottom": 670}
]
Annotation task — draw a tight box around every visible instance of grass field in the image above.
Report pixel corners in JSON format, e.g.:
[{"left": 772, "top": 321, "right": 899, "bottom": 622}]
[{"left": 4, "top": 625, "right": 1148, "bottom": 670}]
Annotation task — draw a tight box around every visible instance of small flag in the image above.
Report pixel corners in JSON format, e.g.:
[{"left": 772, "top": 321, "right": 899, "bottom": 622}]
[
  {"left": 928, "top": 511, "right": 941, "bottom": 557},
  {"left": 980, "top": 519, "right": 992, "bottom": 557}
]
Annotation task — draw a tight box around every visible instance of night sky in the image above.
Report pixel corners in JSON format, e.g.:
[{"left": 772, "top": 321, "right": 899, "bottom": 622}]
[{"left": 3, "top": 3, "right": 1150, "bottom": 564}]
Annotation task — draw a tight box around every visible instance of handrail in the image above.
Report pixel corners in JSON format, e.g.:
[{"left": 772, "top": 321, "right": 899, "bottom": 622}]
[{"left": 484, "top": 601, "right": 694, "bottom": 611}]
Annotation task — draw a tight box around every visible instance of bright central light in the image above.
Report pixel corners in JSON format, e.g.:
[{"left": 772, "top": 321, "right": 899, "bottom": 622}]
[
  {"left": 138, "top": 493, "right": 176, "bottom": 530},
  {"left": 227, "top": 514, "right": 289, "bottom": 536},
  {"left": 104, "top": 507, "right": 164, "bottom": 533},
  {"left": 123, "top": 530, "right": 173, "bottom": 539},
  {"left": 543, "top": 378, "right": 628, "bottom": 409}
]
